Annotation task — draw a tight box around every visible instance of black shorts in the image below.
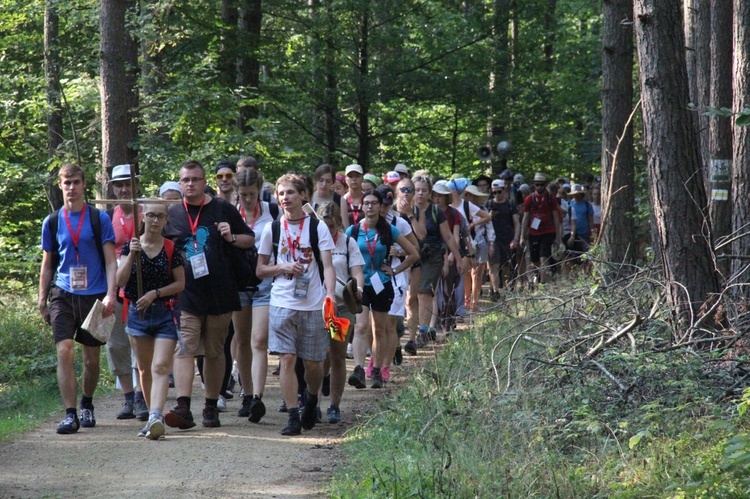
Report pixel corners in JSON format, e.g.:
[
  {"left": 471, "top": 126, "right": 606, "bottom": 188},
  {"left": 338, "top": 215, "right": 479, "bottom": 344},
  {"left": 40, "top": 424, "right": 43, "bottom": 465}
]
[
  {"left": 362, "top": 280, "right": 395, "bottom": 313},
  {"left": 490, "top": 242, "right": 513, "bottom": 267},
  {"left": 528, "top": 233, "right": 555, "bottom": 263},
  {"left": 48, "top": 287, "right": 107, "bottom": 346}
]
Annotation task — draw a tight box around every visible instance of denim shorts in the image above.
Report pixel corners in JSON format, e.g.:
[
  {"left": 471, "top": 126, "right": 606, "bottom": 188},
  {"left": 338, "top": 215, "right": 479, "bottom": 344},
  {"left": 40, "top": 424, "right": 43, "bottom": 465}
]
[
  {"left": 125, "top": 300, "right": 180, "bottom": 341},
  {"left": 252, "top": 278, "right": 272, "bottom": 307}
]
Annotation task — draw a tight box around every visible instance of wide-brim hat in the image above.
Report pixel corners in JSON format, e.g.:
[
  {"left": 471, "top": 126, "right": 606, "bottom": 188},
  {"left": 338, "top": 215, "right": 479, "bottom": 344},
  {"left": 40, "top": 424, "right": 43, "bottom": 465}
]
[
  {"left": 461, "top": 184, "right": 490, "bottom": 200},
  {"left": 343, "top": 278, "right": 363, "bottom": 314},
  {"left": 111, "top": 164, "right": 140, "bottom": 182},
  {"left": 571, "top": 183, "right": 585, "bottom": 194}
]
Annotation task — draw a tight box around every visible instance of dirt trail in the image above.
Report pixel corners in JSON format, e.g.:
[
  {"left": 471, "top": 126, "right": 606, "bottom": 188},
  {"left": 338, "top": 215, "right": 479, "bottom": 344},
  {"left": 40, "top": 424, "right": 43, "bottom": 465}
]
[{"left": 0, "top": 350, "right": 418, "bottom": 498}]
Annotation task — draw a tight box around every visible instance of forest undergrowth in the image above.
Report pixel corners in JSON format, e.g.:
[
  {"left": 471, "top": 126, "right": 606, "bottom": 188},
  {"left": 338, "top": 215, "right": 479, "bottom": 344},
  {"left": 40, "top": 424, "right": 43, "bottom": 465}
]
[{"left": 330, "top": 257, "right": 750, "bottom": 497}]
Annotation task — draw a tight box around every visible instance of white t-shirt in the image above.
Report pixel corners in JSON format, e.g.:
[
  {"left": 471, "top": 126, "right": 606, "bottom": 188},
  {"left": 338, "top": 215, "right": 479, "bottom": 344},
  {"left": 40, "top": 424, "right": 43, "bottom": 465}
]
[
  {"left": 385, "top": 212, "right": 412, "bottom": 289},
  {"left": 331, "top": 231, "right": 365, "bottom": 306},
  {"left": 457, "top": 199, "right": 495, "bottom": 244},
  {"left": 258, "top": 215, "right": 334, "bottom": 311}
]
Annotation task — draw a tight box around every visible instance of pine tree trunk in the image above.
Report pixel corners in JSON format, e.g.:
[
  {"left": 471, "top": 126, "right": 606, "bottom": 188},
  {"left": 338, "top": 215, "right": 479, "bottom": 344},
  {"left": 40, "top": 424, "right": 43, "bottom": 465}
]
[
  {"left": 600, "top": 0, "right": 636, "bottom": 271},
  {"left": 633, "top": 0, "right": 720, "bottom": 327},
  {"left": 237, "top": 0, "right": 262, "bottom": 132},
  {"left": 44, "top": 1, "right": 63, "bottom": 210},
  {"left": 731, "top": 0, "right": 750, "bottom": 297}
]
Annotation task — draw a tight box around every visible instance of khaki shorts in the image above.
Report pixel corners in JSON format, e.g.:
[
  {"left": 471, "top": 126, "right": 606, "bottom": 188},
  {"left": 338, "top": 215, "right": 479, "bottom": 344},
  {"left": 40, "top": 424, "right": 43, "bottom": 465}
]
[{"left": 175, "top": 311, "right": 232, "bottom": 359}]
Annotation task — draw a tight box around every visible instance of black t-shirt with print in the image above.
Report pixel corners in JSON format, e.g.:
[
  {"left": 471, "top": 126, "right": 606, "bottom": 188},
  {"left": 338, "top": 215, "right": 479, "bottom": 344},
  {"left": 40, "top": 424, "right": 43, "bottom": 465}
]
[
  {"left": 164, "top": 197, "right": 252, "bottom": 315},
  {"left": 488, "top": 200, "right": 518, "bottom": 245}
]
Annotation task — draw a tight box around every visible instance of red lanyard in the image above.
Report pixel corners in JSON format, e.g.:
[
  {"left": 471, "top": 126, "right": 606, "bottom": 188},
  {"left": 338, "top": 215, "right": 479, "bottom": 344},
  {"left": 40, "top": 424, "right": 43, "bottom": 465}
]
[
  {"left": 240, "top": 203, "right": 260, "bottom": 229},
  {"left": 362, "top": 222, "right": 379, "bottom": 269},
  {"left": 283, "top": 216, "right": 305, "bottom": 260},
  {"left": 63, "top": 206, "right": 86, "bottom": 262},
  {"left": 183, "top": 197, "right": 206, "bottom": 250},
  {"left": 348, "top": 195, "right": 362, "bottom": 224}
]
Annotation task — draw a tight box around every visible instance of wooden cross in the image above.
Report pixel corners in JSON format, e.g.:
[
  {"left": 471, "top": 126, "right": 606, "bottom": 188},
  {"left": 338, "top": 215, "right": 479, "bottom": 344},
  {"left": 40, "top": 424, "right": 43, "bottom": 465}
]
[{"left": 89, "top": 174, "right": 182, "bottom": 319}]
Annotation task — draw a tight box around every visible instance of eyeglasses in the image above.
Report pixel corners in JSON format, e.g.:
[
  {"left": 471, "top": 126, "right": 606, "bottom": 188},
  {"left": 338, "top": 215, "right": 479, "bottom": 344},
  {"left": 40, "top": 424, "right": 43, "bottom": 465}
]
[
  {"left": 180, "top": 177, "right": 204, "bottom": 184},
  {"left": 399, "top": 187, "right": 414, "bottom": 194},
  {"left": 215, "top": 173, "right": 234, "bottom": 181},
  {"left": 363, "top": 201, "right": 380, "bottom": 207},
  {"left": 144, "top": 213, "right": 167, "bottom": 221}
]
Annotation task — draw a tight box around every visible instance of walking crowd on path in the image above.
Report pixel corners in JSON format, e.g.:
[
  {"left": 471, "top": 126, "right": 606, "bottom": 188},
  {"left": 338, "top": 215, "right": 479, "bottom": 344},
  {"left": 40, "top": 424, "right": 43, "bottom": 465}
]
[{"left": 38, "top": 159, "right": 601, "bottom": 439}]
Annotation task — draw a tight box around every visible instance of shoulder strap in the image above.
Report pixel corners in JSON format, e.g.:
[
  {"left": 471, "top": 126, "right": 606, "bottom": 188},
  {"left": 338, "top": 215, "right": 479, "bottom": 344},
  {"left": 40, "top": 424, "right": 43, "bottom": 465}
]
[
  {"left": 271, "top": 219, "right": 281, "bottom": 262},
  {"left": 49, "top": 210, "right": 60, "bottom": 256},
  {"left": 345, "top": 234, "right": 351, "bottom": 270},
  {"left": 269, "top": 202, "right": 279, "bottom": 220},
  {"left": 164, "top": 238, "right": 175, "bottom": 276},
  {"left": 89, "top": 205, "right": 105, "bottom": 267},
  {"left": 309, "top": 217, "right": 324, "bottom": 283},
  {"left": 462, "top": 201, "right": 475, "bottom": 238},
  {"left": 350, "top": 222, "right": 360, "bottom": 241}
]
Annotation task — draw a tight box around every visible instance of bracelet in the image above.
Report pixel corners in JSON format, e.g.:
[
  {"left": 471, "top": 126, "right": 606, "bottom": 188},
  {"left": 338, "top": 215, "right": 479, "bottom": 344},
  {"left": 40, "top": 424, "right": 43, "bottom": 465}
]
[{"left": 155, "top": 288, "right": 161, "bottom": 298}]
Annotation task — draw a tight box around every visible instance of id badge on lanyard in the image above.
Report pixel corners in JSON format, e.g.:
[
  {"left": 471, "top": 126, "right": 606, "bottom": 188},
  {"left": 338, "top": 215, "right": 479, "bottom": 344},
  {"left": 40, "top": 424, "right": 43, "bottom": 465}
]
[
  {"left": 190, "top": 252, "right": 209, "bottom": 278},
  {"left": 294, "top": 276, "right": 310, "bottom": 298},
  {"left": 70, "top": 265, "right": 88, "bottom": 290}
]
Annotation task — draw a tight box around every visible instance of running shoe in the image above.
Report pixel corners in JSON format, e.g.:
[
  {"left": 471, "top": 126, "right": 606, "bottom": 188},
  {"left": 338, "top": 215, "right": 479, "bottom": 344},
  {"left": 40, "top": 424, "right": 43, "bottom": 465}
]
[
  {"left": 56, "top": 414, "right": 80, "bottom": 434},
  {"left": 146, "top": 418, "right": 165, "bottom": 440},
  {"left": 80, "top": 406, "right": 96, "bottom": 428},
  {"left": 202, "top": 405, "right": 221, "bottom": 428},
  {"left": 348, "top": 365, "right": 367, "bottom": 389},
  {"left": 248, "top": 396, "right": 266, "bottom": 424},
  {"left": 327, "top": 405, "right": 341, "bottom": 424},
  {"left": 165, "top": 403, "right": 196, "bottom": 429}
]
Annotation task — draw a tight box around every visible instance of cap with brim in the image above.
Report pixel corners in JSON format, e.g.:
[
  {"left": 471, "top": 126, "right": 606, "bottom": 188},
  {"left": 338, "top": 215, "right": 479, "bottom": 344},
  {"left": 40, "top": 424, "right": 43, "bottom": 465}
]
[
  {"left": 491, "top": 179, "right": 505, "bottom": 189},
  {"left": 159, "top": 181, "right": 182, "bottom": 197},
  {"left": 394, "top": 163, "right": 409, "bottom": 175},
  {"left": 375, "top": 185, "right": 394, "bottom": 204},
  {"left": 432, "top": 180, "right": 453, "bottom": 195},
  {"left": 533, "top": 173, "right": 547, "bottom": 183},
  {"left": 384, "top": 171, "right": 401, "bottom": 184},
  {"left": 571, "top": 183, "right": 585, "bottom": 194},
  {"left": 343, "top": 277, "right": 363, "bottom": 314},
  {"left": 363, "top": 173, "right": 381, "bottom": 187},
  {"left": 345, "top": 164, "right": 364, "bottom": 175},
  {"left": 513, "top": 173, "right": 524, "bottom": 183},
  {"left": 111, "top": 164, "right": 140, "bottom": 182},
  {"left": 462, "top": 184, "right": 490, "bottom": 200}
]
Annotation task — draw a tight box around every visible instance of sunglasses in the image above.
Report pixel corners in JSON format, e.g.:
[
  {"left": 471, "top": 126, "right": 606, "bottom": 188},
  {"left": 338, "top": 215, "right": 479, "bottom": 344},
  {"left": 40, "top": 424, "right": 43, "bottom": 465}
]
[
  {"left": 492, "top": 190, "right": 503, "bottom": 194},
  {"left": 215, "top": 173, "right": 235, "bottom": 181},
  {"left": 534, "top": 183, "right": 546, "bottom": 187},
  {"left": 399, "top": 187, "right": 415, "bottom": 194}
]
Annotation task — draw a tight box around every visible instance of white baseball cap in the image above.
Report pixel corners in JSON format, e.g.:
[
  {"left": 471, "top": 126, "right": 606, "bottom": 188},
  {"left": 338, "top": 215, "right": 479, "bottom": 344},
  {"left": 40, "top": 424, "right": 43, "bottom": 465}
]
[{"left": 345, "top": 164, "right": 364, "bottom": 176}]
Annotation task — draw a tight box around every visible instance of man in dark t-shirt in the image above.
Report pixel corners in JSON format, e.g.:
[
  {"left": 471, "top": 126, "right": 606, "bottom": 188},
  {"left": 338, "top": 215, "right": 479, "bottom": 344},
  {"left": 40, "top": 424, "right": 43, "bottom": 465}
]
[{"left": 162, "top": 160, "right": 253, "bottom": 430}]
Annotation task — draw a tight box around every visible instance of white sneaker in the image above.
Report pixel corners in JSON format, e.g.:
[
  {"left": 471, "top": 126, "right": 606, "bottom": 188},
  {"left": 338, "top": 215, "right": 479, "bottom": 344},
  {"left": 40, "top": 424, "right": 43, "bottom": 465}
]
[
  {"left": 217, "top": 396, "right": 227, "bottom": 412},
  {"left": 346, "top": 343, "right": 354, "bottom": 359},
  {"left": 146, "top": 418, "right": 165, "bottom": 440}
]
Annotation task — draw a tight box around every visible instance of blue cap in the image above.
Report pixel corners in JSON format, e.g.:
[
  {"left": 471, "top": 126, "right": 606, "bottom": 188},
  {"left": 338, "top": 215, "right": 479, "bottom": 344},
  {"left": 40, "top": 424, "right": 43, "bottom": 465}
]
[{"left": 448, "top": 177, "right": 469, "bottom": 194}]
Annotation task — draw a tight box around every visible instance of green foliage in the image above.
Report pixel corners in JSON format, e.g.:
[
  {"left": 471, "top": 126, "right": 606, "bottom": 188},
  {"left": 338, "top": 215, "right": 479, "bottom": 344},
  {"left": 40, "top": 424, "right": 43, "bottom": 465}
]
[{"left": 0, "top": 295, "right": 56, "bottom": 384}]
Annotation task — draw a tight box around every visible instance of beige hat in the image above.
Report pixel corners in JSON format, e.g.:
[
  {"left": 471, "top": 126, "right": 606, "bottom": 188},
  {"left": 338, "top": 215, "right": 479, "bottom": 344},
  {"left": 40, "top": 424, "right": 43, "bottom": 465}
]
[
  {"left": 461, "top": 184, "right": 490, "bottom": 200},
  {"left": 345, "top": 164, "right": 364, "bottom": 176},
  {"left": 432, "top": 180, "right": 453, "bottom": 195},
  {"left": 533, "top": 172, "right": 547, "bottom": 183}
]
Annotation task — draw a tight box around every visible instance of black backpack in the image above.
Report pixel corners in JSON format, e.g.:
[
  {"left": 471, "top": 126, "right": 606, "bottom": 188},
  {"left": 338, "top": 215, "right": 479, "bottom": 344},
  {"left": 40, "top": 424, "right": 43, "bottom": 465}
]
[
  {"left": 48, "top": 204, "right": 106, "bottom": 268},
  {"left": 271, "top": 217, "right": 324, "bottom": 282}
]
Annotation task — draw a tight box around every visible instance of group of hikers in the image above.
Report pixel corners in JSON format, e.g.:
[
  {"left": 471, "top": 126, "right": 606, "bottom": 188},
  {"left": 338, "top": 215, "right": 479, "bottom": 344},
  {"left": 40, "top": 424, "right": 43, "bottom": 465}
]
[{"left": 38, "top": 159, "right": 600, "bottom": 439}]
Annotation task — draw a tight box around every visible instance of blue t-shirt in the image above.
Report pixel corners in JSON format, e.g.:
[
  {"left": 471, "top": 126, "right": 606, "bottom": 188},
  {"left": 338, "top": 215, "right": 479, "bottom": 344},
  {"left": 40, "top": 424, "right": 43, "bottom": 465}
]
[
  {"left": 569, "top": 199, "right": 593, "bottom": 238},
  {"left": 41, "top": 206, "right": 116, "bottom": 295},
  {"left": 346, "top": 222, "right": 401, "bottom": 286}
]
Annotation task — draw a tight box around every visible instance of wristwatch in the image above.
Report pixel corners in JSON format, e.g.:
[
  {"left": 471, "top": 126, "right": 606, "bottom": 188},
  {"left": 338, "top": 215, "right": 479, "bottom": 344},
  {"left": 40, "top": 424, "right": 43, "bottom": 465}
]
[
  {"left": 155, "top": 288, "right": 161, "bottom": 298},
  {"left": 231, "top": 234, "right": 237, "bottom": 243}
]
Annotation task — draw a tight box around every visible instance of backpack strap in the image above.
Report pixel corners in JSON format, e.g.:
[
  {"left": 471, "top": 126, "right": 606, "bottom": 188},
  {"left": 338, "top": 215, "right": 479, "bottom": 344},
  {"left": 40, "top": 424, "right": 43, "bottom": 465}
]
[
  {"left": 272, "top": 217, "right": 324, "bottom": 283},
  {"left": 271, "top": 219, "right": 281, "bottom": 263},
  {"left": 49, "top": 204, "right": 105, "bottom": 267},
  {"left": 462, "top": 201, "right": 475, "bottom": 239},
  {"left": 268, "top": 202, "right": 280, "bottom": 221}
]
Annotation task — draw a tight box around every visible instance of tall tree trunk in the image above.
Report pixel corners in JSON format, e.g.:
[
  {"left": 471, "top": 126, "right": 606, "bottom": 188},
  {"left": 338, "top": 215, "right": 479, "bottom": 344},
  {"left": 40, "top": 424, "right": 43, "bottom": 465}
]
[
  {"left": 685, "top": 0, "right": 711, "bottom": 184},
  {"left": 731, "top": 0, "right": 750, "bottom": 297},
  {"left": 707, "top": 0, "right": 733, "bottom": 279},
  {"left": 100, "top": 0, "right": 139, "bottom": 194},
  {"left": 488, "top": 0, "right": 510, "bottom": 176},
  {"left": 542, "top": 0, "right": 557, "bottom": 73},
  {"left": 356, "top": 4, "right": 370, "bottom": 169},
  {"left": 220, "top": 0, "right": 238, "bottom": 87},
  {"left": 633, "top": 0, "right": 720, "bottom": 327},
  {"left": 323, "top": 1, "right": 339, "bottom": 164},
  {"left": 601, "top": 0, "right": 636, "bottom": 271},
  {"left": 44, "top": 1, "right": 63, "bottom": 210},
  {"left": 237, "top": 0, "right": 262, "bottom": 132}
]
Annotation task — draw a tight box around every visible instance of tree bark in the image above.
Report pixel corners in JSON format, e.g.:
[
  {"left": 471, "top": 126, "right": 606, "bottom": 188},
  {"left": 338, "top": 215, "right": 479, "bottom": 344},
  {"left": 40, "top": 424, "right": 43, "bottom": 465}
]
[
  {"left": 237, "top": 0, "right": 262, "bottom": 131},
  {"left": 356, "top": 3, "right": 370, "bottom": 169},
  {"left": 44, "top": 1, "right": 63, "bottom": 210},
  {"left": 100, "top": 0, "right": 139, "bottom": 193},
  {"left": 600, "top": 0, "right": 636, "bottom": 271},
  {"left": 488, "top": 0, "right": 510, "bottom": 176},
  {"left": 220, "top": 0, "right": 239, "bottom": 87},
  {"left": 731, "top": 0, "right": 750, "bottom": 296},
  {"left": 633, "top": 0, "right": 719, "bottom": 326},
  {"left": 707, "top": 0, "right": 733, "bottom": 279}
]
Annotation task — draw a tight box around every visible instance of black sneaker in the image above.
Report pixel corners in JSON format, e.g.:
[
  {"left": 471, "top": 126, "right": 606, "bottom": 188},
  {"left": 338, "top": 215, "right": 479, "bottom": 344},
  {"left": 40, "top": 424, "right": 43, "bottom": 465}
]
[
  {"left": 327, "top": 405, "right": 341, "bottom": 424},
  {"left": 393, "top": 345, "right": 403, "bottom": 366},
  {"left": 322, "top": 373, "right": 330, "bottom": 397},
  {"left": 116, "top": 400, "right": 135, "bottom": 420},
  {"left": 348, "top": 365, "right": 367, "bottom": 389},
  {"left": 404, "top": 340, "right": 418, "bottom": 356},
  {"left": 300, "top": 391, "right": 319, "bottom": 431},
  {"left": 248, "top": 396, "right": 266, "bottom": 424},
  {"left": 80, "top": 406, "right": 96, "bottom": 428},
  {"left": 281, "top": 414, "right": 302, "bottom": 436},
  {"left": 134, "top": 398, "right": 149, "bottom": 422},
  {"left": 278, "top": 400, "right": 288, "bottom": 413},
  {"left": 202, "top": 405, "right": 221, "bottom": 428},
  {"left": 165, "top": 404, "right": 196, "bottom": 429},
  {"left": 238, "top": 395, "right": 253, "bottom": 417},
  {"left": 56, "top": 414, "right": 80, "bottom": 434},
  {"left": 371, "top": 368, "right": 384, "bottom": 389}
]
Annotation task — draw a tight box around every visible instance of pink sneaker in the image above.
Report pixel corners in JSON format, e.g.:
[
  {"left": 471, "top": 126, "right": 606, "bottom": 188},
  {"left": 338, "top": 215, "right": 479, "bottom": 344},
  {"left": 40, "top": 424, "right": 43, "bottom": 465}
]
[
  {"left": 365, "top": 357, "right": 374, "bottom": 379},
  {"left": 381, "top": 366, "right": 391, "bottom": 382}
]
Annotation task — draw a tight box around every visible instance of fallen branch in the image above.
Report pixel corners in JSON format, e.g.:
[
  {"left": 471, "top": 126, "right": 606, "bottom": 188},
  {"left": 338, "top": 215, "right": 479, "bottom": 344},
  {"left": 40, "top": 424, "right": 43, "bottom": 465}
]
[{"left": 587, "top": 315, "right": 642, "bottom": 358}]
